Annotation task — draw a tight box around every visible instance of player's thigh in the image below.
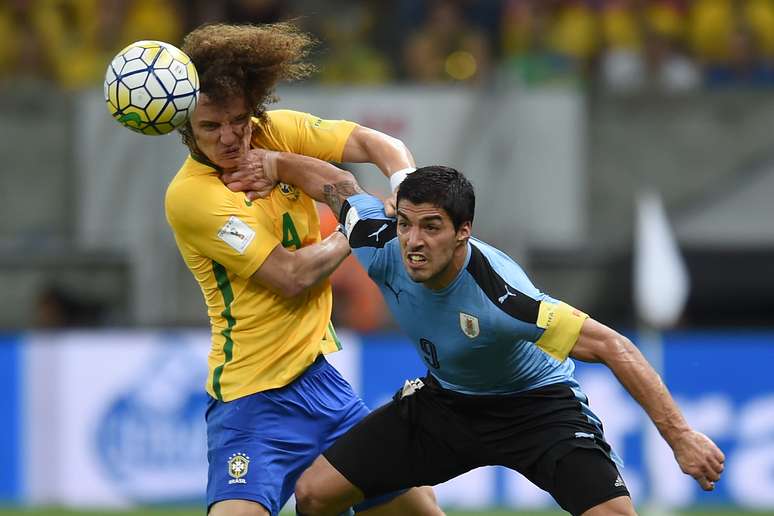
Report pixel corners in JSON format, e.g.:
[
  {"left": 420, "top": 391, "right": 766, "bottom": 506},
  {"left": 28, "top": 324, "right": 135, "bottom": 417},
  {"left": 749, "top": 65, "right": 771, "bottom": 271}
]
[
  {"left": 315, "top": 391, "right": 446, "bottom": 516},
  {"left": 296, "top": 454, "right": 364, "bottom": 514},
  {"left": 297, "top": 457, "right": 444, "bottom": 516},
  {"left": 530, "top": 447, "right": 631, "bottom": 516},
  {"left": 209, "top": 499, "right": 269, "bottom": 516},
  {"left": 322, "top": 396, "right": 472, "bottom": 498}
]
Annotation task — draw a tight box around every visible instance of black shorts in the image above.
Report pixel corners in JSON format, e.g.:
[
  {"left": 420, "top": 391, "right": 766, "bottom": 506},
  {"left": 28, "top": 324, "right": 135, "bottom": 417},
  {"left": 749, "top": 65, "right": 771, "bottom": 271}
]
[{"left": 324, "top": 374, "right": 630, "bottom": 516}]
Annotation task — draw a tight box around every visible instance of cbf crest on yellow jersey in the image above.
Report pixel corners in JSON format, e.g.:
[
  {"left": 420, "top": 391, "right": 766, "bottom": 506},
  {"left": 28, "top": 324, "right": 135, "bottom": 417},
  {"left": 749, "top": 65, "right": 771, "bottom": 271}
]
[{"left": 165, "top": 110, "right": 357, "bottom": 401}]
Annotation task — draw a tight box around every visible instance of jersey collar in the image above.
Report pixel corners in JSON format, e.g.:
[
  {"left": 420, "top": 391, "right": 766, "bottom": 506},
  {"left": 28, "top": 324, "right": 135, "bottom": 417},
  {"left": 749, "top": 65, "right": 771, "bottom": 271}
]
[{"left": 190, "top": 152, "right": 222, "bottom": 172}]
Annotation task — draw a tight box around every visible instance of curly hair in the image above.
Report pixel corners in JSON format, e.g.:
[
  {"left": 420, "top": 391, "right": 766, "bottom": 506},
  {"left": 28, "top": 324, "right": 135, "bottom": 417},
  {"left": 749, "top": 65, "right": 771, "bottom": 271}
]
[{"left": 178, "top": 22, "right": 316, "bottom": 150}]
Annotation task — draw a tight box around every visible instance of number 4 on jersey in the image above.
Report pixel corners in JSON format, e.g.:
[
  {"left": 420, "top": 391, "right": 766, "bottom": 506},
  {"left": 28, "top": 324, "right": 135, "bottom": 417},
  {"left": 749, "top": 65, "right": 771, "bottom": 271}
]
[{"left": 282, "top": 212, "right": 302, "bottom": 249}]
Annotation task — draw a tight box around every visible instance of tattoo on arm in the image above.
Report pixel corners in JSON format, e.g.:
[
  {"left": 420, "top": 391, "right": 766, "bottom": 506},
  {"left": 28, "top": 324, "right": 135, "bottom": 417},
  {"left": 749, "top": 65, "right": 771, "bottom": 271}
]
[{"left": 323, "top": 181, "right": 364, "bottom": 219}]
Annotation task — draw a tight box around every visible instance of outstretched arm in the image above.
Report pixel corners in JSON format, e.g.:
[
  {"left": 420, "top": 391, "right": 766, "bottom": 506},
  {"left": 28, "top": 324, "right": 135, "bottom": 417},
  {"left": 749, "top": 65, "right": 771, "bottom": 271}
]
[
  {"left": 223, "top": 149, "right": 365, "bottom": 218},
  {"left": 223, "top": 127, "right": 413, "bottom": 214},
  {"left": 570, "top": 318, "right": 725, "bottom": 491}
]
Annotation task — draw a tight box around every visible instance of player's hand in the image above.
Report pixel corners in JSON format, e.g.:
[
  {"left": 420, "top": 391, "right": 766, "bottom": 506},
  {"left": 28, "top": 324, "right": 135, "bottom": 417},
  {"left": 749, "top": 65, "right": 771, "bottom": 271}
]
[
  {"left": 384, "top": 193, "right": 397, "bottom": 217},
  {"left": 222, "top": 148, "right": 277, "bottom": 200},
  {"left": 671, "top": 430, "right": 725, "bottom": 491}
]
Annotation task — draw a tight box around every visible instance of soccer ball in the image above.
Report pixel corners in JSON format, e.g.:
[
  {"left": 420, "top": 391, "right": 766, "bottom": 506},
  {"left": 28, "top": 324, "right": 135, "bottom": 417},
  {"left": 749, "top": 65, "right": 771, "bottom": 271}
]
[{"left": 105, "top": 40, "right": 199, "bottom": 135}]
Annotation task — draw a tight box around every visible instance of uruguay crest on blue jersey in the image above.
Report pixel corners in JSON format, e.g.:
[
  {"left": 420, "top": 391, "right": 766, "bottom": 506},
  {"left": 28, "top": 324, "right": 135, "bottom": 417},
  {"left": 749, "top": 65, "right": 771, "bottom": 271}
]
[{"left": 459, "top": 312, "right": 479, "bottom": 338}]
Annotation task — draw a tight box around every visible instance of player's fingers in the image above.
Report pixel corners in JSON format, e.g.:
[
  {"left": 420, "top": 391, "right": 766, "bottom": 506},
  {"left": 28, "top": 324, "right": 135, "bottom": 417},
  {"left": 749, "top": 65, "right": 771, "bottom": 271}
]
[
  {"left": 695, "top": 475, "right": 714, "bottom": 491},
  {"left": 240, "top": 119, "right": 253, "bottom": 154},
  {"left": 227, "top": 168, "right": 250, "bottom": 180},
  {"left": 703, "top": 466, "right": 721, "bottom": 483},
  {"left": 384, "top": 197, "right": 397, "bottom": 217},
  {"left": 254, "top": 187, "right": 273, "bottom": 198},
  {"left": 226, "top": 181, "right": 246, "bottom": 192}
]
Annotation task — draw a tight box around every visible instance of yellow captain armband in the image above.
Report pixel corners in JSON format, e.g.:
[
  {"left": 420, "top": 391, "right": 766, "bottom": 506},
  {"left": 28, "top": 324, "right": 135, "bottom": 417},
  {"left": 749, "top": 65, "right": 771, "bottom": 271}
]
[{"left": 535, "top": 301, "right": 589, "bottom": 361}]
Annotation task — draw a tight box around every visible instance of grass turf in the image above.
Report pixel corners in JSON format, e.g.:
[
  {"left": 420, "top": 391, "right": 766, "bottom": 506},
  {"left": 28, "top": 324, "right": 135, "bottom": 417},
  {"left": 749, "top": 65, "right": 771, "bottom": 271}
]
[{"left": 0, "top": 509, "right": 770, "bottom": 516}]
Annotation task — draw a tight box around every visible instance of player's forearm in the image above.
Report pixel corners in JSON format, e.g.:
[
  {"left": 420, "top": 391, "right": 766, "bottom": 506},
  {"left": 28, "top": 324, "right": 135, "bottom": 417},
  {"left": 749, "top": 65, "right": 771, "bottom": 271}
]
[
  {"left": 341, "top": 126, "right": 415, "bottom": 178},
  {"left": 602, "top": 334, "right": 692, "bottom": 446},
  {"left": 288, "top": 231, "right": 351, "bottom": 294},
  {"left": 274, "top": 153, "right": 362, "bottom": 210}
]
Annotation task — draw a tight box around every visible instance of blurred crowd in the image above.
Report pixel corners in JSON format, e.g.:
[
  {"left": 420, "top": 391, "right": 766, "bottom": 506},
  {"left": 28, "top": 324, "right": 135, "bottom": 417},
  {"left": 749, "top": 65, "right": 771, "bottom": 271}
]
[
  {"left": 11, "top": 0, "right": 774, "bottom": 332},
  {"left": 3, "top": 0, "right": 774, "bottom": 92}
]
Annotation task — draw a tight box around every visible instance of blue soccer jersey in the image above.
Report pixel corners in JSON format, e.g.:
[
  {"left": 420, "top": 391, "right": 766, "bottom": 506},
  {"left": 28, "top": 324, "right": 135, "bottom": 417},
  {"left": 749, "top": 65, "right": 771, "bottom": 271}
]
[{"left": 341, "top": 194, "right": 590, "bottom": 395}]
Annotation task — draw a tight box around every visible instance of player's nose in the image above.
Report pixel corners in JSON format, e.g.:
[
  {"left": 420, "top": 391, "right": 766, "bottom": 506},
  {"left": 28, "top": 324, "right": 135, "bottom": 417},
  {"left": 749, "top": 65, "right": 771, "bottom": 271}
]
[
  {"left": 219, "top": 124, "right": 239, "bottom": 145},
  {"left": 406, "top": 228, "right": 424, "bottom": 249}
]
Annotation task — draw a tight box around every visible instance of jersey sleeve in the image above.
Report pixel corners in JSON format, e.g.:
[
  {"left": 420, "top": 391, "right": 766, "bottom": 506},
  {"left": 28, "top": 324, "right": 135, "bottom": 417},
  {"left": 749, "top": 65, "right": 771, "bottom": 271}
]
[
  {"left": 339, "top": 193, "right": 396, "bottom": 277},
  {"left": 166, "top": 180, "right": 280, "bottom": 278},
  {"left": 257, "top": 110, "right": 358, "bottom": 162},
  {"left": 467, "top": 242, "right": 588, "bottom": 361}
]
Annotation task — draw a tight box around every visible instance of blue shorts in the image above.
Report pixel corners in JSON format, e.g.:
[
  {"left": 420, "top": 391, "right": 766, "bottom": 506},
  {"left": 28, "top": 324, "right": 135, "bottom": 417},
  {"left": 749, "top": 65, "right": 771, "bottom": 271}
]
[{"left": 205, "top": 355, "right": 371, "bottom": 514}]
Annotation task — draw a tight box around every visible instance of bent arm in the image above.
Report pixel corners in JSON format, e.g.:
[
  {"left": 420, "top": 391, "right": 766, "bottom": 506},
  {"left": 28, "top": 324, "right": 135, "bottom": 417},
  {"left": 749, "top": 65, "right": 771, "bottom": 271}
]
[
  {"left": 273, "top": 152, "right": 364, "bottom": 218},
  {"left": 341, "top": 126, "right": 415, "bottom": 179},
  {"left": 570, "top": 318, "right": 725, "bottom": 490},
  {"left": 251, "top": 232, "right": 350, "bottom": 298}
]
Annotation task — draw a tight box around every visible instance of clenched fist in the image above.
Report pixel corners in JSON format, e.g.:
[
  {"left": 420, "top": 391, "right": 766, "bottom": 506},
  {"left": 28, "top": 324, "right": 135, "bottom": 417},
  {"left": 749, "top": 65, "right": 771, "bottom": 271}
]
[{"left": 671, "top": 430, "right": 725, "bottom": 491}]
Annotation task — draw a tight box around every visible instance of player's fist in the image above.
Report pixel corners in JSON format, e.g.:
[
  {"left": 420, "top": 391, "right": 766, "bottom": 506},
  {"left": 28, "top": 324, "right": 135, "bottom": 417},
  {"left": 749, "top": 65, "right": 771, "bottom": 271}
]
[
  {"left": 222, "top": 148, "right": 277, "bottom": 200},
  {"left": 671, "top": 430, "right": 725, "bottom": 491},
  {"left": 384, "top": 193, "right": 397, "bottom": 217}
]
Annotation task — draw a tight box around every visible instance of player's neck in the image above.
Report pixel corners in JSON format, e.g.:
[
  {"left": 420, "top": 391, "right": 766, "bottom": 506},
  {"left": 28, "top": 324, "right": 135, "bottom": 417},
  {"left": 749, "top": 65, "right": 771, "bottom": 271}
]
[{"left": 425, "top": 241, "right": 469, "bottom": 291}]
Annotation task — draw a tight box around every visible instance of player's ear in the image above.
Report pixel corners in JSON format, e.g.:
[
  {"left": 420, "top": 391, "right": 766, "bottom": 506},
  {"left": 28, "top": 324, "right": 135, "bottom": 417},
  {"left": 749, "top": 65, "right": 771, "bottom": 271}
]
[{"left": 456, "top": 221, "right": 472, "bottom": 243}]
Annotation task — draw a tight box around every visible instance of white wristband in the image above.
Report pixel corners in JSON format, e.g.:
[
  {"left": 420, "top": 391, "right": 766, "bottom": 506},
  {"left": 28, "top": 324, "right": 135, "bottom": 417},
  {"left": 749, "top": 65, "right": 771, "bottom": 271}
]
[
  {"left": 389, "top": 167, "right": 416, "bottom": 192},
  {"left": 262, "top": 150, "right": 280, "bottom": 183}
]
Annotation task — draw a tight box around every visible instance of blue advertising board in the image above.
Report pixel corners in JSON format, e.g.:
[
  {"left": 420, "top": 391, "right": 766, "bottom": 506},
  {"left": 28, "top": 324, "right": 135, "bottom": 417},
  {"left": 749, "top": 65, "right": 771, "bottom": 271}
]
[
  {"left": 5, "top": 329, "right": 774, "bottom": 509},
  {"left": 0, "top": 335, "right": 20, "bottom": 502}
]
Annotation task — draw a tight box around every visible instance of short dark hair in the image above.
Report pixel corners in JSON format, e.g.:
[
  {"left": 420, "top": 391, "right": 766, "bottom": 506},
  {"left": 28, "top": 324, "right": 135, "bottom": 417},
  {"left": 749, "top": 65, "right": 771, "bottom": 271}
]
[{"left": 396, "top": 166, "right": 475, "bottom": 229}]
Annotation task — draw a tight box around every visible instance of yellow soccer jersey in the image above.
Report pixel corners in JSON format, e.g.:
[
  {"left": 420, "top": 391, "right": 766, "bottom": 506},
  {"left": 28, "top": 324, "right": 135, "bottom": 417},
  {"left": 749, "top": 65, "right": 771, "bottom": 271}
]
[{"left": 165, "top": 110, "right": 357, "bottom": 401}]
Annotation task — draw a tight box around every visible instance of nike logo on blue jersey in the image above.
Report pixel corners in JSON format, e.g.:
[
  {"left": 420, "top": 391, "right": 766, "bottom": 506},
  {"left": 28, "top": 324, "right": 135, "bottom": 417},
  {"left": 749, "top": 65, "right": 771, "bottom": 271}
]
[
  {"left": 385, "top": 280, "right": 403, "bottom": 302},
  {"left": 368, "top": 223, "right": 389, "bottom": 242},
  {"left": 498, "top": 285, "right": 518, "bottom": 304}
]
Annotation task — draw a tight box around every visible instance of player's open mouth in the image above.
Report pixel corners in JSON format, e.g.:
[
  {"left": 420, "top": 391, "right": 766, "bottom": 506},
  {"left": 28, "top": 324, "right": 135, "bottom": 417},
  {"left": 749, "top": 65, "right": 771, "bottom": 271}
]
[
  {"left": 406, "top": 254, "right": 426, "bottom": 267},
  {"left": 222, "top": 147, "right": 241, "bottom": 159}
]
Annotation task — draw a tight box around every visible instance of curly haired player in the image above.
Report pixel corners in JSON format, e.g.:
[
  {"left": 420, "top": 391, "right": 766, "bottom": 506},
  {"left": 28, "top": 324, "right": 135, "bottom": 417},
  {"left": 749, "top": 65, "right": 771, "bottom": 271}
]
[{"left": 164, "top": 23, "right": 438, "bottom": 516}]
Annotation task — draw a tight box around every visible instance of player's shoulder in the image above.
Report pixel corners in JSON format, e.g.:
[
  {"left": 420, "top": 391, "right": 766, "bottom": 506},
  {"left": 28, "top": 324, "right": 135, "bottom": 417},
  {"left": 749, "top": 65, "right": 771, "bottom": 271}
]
[
  {"left": 165, "top": 157, "right": 231, "bottom": 220},
  {"left": 467, "top": 238, "right": 539, "bottom": 297},
  {"left": 253, "top": 110, "right": 309, "bottom": 150},
  {"left": 167, "top": 157, "right": 220, "bottom": 196},
  {"left": 464, "top": 238, "right": 544, "bottom": 324},
  {"left": 262, "top": 109, "right": 310, "bottom": 129},
  {"left": 266, "top": 108, "right": 308, "bottom": 119}
]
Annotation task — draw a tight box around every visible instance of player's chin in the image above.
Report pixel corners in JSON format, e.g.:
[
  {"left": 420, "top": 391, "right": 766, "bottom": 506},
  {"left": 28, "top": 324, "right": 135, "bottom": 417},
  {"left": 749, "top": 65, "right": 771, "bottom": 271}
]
[
  {"left": 217, "top": 156, "right": 241, "bottom": 169},
  {"left": 405, "top": 267, "right": 430, "bottom": 283}
]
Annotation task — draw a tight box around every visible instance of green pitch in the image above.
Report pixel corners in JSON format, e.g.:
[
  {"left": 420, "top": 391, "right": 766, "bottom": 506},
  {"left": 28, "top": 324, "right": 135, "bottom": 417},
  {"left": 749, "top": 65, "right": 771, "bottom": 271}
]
[{"left": 0, "top": 508, "right": 770, "bottom": 516}]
